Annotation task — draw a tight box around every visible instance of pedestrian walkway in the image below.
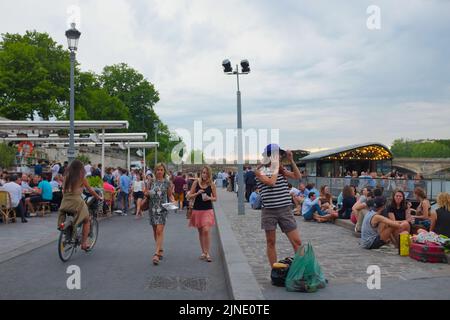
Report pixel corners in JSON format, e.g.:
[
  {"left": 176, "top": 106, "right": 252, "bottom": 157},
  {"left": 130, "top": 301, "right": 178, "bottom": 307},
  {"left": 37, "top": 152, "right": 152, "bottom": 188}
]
[
  {"left": 0, "top": 214, "right": 59, "bottom": 264},
  {"left": 215, "top": 189, "right": 450, "bottom": 299},
  {"left": 0, "top": 210, "right": 230, "bottom": 299}
]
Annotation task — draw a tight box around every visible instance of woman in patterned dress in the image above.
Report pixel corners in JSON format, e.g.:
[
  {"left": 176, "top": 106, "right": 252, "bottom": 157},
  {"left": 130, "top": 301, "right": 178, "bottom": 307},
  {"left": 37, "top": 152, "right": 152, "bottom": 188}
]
[{"left": 147, "top": 163, "right": 175, "bottom": 265}]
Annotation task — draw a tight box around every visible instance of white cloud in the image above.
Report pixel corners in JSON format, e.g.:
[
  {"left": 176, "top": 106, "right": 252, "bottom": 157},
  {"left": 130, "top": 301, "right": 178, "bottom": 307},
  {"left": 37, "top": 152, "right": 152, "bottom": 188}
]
[{"left": 1, "top": 0, "right": 449, "bottom": 154}]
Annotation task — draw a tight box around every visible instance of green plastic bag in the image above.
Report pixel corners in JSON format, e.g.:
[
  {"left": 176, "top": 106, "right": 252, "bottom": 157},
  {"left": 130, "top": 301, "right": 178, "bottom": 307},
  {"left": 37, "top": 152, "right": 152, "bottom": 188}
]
[{"left": 285, "top": 242, "right": 327, "bottom": 293}]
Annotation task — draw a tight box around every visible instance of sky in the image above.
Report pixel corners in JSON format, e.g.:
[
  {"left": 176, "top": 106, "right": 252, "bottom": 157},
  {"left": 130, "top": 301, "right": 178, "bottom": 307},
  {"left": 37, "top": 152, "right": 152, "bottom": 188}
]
[{"left": 1, "top": 0, "right": 449, "bottom": 157}]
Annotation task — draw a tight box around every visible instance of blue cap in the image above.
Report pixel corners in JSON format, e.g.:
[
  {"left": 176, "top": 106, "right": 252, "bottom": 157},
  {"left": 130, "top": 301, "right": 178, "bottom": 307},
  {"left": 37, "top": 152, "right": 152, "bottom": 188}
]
[{"left": 263, "top": 144, "right": 286, "bottom": 157}]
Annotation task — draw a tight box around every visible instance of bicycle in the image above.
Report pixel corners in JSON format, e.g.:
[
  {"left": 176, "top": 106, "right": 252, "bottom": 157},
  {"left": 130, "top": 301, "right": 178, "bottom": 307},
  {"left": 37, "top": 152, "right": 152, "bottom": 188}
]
[{"left": 57, "top": 191, "right": 101, "bottom": 262}]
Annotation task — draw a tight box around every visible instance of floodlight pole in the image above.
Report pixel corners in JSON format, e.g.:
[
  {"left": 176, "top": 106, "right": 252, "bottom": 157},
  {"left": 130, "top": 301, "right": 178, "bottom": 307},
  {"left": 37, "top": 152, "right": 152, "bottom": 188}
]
[
  {"left": 101, "top": 128, "right": 105, "bottom": 177},
  {"left": 68, "top": 50, "right": 76, "bottom": 163},
  {"left": 235, "top": 65, "right": 245, "bottom": 216}
]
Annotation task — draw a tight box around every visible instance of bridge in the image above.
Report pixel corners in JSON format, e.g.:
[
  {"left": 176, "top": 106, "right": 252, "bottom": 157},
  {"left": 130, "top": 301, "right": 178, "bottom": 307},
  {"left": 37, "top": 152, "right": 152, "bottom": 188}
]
[{"left": 393, "top": 158, "right": 450, "bottom": 177}]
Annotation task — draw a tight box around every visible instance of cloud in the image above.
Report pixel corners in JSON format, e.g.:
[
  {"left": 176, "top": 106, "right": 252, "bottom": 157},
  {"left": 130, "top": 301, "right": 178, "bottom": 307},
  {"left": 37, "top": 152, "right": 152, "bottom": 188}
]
[{"left": 1, "top": 0, "right": 449, "bottom": 154}]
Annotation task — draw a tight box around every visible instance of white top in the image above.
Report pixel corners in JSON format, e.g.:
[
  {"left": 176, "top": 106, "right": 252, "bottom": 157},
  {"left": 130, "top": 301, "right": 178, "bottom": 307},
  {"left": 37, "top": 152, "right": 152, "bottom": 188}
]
[
  {"left": 84, "top": 165, "right": 92, "bottom": 177},
  {"left": 289, "top": 187, "right": 300, "bottom": 196},
  {"left": 51, "top": 164, "right": 60, "bottom": 174},
  {"left": 1, "top": 182, "right": 22, "bottom": 208},
  {"left": 50, "top": 180, "right": 60, "bottom": 189},
  {"left": 133, "top": 181, "right": 145, "bottom": 193},
  {"left": 21, "top": 181, "right": 32, "bottom": 191}
]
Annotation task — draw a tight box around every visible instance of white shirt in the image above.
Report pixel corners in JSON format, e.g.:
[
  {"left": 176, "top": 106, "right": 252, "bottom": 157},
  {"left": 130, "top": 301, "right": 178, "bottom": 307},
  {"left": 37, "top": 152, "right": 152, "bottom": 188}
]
[
  {"left": 51, "top": 164, "right": 60, "bottom": 175},
  {"left": 1, "top": 182, "right": 22, "bottom": 208},
  {"left": 133, "top": 181, "right": 145, "bottom": 193},
  {"left": 21, "top": 181, "right": 32, "bottom": 191},
  {"left": 50, "top": 180, "right": 60, "bottom": 189},
  {"left": 84, "top": 165, "right": 92, "bottom": 177},
  {"left": 289, "top": 187, "right": 300, "bottom": 197}
]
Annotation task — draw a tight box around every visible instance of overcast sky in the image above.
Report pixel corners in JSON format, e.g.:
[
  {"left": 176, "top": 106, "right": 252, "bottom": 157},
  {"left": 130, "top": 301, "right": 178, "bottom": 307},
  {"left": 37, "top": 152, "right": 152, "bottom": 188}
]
[{"left": 1, "top": 0, "right": 449, "bottom": 155}]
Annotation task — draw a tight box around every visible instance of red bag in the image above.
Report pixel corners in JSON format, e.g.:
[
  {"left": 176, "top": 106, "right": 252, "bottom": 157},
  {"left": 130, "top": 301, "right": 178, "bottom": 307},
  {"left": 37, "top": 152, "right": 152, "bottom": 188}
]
[{"left": 409, "top": 242, "right": 448, "bottom": 263}]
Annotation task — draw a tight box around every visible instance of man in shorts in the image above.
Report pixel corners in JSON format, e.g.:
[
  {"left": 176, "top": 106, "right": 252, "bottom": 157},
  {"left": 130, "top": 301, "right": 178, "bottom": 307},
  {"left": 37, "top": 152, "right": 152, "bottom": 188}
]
[{"left": 361, "top": 196, "right": 410, "bottom": 249}]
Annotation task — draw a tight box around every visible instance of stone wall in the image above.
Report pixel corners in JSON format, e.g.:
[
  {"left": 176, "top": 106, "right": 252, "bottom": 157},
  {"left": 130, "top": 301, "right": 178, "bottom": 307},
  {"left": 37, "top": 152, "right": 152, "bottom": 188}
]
[{"left": 42, "top": 147, "right": 141, "bottom": 168}]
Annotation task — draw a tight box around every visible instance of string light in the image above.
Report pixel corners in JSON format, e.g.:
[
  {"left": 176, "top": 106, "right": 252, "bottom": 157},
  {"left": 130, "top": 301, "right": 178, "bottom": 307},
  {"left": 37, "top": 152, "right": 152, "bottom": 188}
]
[{"left": 324, "top": 145, "right": 392, "bottom": 161}]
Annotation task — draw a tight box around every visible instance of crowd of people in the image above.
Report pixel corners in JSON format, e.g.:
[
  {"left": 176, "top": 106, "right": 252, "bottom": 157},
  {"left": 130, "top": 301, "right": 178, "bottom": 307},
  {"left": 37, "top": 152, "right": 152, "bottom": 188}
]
[
  {"left": 284, "top": 179, "right": 450, "bottom": 250},
  {"left": 0, "top": 160, "right": 219, "bottom": 266},
  {"left": 2, "top": 153, "right": 449, "bottom": 270}
]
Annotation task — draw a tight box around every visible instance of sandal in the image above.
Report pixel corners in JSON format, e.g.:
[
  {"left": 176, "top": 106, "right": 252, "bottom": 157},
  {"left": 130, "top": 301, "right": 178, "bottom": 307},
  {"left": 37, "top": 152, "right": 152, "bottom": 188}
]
[
  {"left": 205, "top": 254, "right": 212, "bottom": 262},
  {"left": 158, "top": 250, "right": 164, "bottom": 260},
  {"left": 199, "top": 253, "right": 207, "bottom": 260},
  {"left": 152, "top": 254, "right": 160, "bottom": 265},
  {"left": 81, "top": 244, "right": 92, "bottom": 252}
]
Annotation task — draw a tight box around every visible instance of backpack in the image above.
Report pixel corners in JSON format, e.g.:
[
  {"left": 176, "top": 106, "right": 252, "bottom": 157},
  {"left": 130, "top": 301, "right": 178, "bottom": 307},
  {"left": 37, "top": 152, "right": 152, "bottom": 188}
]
[{"left": 271, "top": 257, "right": 294, "bottom": 287}]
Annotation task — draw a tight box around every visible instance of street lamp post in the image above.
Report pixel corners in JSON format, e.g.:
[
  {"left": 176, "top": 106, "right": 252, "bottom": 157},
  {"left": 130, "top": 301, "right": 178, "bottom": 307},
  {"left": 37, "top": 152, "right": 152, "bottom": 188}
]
[
  {"left": 65, "top": 23, "right": 81, "bottom": 164},
  {"left": 154, "top": 121, "right": 159, "bottom": 168},
  {"left": 223, "top": 59, "right": 250, "bottom": 215}
]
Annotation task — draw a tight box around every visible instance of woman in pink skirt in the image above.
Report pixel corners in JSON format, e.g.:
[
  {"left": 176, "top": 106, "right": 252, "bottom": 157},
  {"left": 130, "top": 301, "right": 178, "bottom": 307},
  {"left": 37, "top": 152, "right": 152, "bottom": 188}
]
[{"left": 187, "top": 166, "right": 217, "bottom": 262}]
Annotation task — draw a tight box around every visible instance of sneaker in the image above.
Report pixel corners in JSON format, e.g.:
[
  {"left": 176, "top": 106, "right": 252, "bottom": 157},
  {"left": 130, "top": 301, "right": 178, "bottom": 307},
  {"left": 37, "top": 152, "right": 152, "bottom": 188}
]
[{"left": 29, "top": 213, "right": 37, "bottom": 217}]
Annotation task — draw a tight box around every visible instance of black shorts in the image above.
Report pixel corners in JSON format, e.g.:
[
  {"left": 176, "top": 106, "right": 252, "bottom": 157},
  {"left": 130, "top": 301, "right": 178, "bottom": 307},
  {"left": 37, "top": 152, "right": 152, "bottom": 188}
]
[
  {"left": 133, "top": 191, "right": 144, "bottom": 200},
  {"left": 29, "top": 195, "right": 43, "bottom": 203},
  {"left": 369, "top": 235, "right": 386, "bottom": 249}
]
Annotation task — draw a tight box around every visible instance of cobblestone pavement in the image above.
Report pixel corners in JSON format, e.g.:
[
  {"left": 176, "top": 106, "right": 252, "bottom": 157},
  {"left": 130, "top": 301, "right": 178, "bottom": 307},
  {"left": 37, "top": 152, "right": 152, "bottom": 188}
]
[{"left": 216, "top": 189, "right": 450, "bottom": 291}]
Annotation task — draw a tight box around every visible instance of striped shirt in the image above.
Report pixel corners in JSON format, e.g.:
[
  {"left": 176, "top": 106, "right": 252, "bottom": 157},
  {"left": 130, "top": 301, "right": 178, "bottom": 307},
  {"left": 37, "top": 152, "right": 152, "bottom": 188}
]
[{"left": 256, "top": 168, "right": 292, "bottom": 209}]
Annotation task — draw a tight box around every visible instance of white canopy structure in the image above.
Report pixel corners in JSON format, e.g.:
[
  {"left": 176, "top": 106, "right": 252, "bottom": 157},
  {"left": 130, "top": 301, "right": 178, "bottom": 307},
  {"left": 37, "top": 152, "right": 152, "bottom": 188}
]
[
  {"left": 0, "top": 120, "right": 128, "bottom": 130},
  {"left": 0, "top": 120, "right": 130, "bottom": 176},
  {"left": 42, "top": 142, "right": 159, "bottom": 174},
  {"left": 125, "top": 142, "right": 160, "bottom": 174}
]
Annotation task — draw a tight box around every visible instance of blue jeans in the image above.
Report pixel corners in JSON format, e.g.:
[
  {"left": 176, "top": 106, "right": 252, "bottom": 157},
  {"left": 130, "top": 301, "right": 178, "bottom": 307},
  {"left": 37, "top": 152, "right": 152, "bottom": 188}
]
[
  {"left": 303, "top": 204, "right": 327, "bottom": 221},
  {"left": 119, "top": 191, "right": 129, "bottom": 213}
]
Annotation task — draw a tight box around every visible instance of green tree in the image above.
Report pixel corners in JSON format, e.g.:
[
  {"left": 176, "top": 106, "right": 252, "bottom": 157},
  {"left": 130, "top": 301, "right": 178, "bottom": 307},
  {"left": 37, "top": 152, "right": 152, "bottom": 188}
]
[
  {"left": 0, "top": 143, "right": 17, "bottom": 169},
  {"left": 99, "top": 63, "right": 181, "bottom": 159},
  {"left": 100, "top": 63, "right": 160, "bottom": 132},
  {"left": 0, "top": 31, "right": 70, "bottom": 120},
  {"left": 188, "top": 150, "right": 205, "bottom": 164},
  {"left": 391, "top": 139, "right": 450, "bottom": 158},
  {"left": 76, "top": 154, "right": 90, "bottom": 164}
]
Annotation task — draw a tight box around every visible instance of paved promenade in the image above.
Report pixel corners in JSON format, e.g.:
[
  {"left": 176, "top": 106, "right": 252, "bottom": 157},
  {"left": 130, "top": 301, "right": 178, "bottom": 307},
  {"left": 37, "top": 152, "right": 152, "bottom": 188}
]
[
  {"left": 216, "top": 189, "right": 450, "bottom": 299},
  {"left": 0, "top": 212, "right": 229, "bottom": 300}
]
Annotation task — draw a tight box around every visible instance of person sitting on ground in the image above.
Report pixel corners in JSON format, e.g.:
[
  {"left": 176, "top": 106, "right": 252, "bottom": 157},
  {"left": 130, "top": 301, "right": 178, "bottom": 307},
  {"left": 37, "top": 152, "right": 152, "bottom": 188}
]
[
  {"left": 305, "top": 183, "right": 319, "bottom": 199},
  {"left": 351, "top": 185, "right": 360, "bottom": 201},
  {"left": 249, "top": 186, "right": 262, "bottom": 210},
  {"left": 1, "top": 175, "right": 27, "bottom": 223},
  {"left": 319, "top": 185, "right": 334, "bottom": 211},
  {"left": 430, "top": 192, "right": 450, "bottom": 238},
  {"left": 338, "top": 185, "right": 357, "bottom": 219},
  {"left": 361, "top": 196, "right": 410, "bottom": 250},
  {"left": 352, "top": 187, "right": 374, "bottom": 233},
  {"left": 384, "top": 190, "right": 412, "bottom": 235},
  {"left": 291, "top": 183, "right": 307, "bottom": 216},
  {"left": 411, "top": 187, "right": 432, "bottom": 231},
  {"left": 302, "top": 192, "right": 337, "bottom": 223},
  {"left": 24, "top": 175, "right": 53, "bottom": 217}
]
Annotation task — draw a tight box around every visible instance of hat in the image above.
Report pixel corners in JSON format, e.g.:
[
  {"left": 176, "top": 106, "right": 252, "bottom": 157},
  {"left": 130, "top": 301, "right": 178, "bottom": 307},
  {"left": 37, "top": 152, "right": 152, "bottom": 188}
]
[
  {"left": 263, "top": 144, "right": 286, "bottom": 157},
  {"left": 374, "top": 196, "right": 386, "bottom": 209}
]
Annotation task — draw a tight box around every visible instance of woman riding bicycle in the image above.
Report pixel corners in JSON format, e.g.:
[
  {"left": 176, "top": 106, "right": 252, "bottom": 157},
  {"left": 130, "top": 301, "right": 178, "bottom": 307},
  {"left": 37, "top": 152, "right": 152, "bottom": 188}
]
[{"left": 57, "top": 160, "right": 102, "bottom": 251}]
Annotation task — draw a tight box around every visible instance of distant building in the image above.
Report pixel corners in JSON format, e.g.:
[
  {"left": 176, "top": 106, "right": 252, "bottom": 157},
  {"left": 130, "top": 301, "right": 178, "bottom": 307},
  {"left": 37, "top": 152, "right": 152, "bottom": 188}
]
[{"left": 298, "top": 142, "right": 393, "bottom": 177}]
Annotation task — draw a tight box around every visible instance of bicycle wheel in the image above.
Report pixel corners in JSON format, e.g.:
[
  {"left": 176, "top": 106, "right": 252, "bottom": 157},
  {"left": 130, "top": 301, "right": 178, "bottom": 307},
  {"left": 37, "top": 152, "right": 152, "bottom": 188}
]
[
  {"left": 58, "top": 228, "right": 75, "bottom": 262},
  {"left": 88, "top": 218, "right": 99, "bottom": 250}
]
